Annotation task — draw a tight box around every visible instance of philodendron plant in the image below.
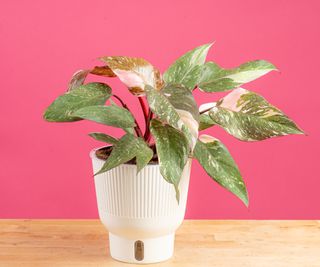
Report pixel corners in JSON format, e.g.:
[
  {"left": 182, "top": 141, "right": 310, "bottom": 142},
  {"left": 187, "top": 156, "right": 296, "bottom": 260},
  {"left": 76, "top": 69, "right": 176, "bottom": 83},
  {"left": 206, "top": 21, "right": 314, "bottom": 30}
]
[{"left": 44, "top": 43, "right": 304, "bottom": 206}]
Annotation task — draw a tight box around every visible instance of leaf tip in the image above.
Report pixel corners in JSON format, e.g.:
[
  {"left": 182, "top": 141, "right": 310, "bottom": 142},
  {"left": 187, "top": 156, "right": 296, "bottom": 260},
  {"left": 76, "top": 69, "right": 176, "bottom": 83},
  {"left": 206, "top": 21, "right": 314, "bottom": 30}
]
[
  {"left": 202, "top": 42, "right": 214, "bottom": 54},
  {"left": 268, "top": 61, "right": 279, "bottom": 71},
  {"left": 292, "top": 124, "right": 306, "bottom": 136},
  {"left": 43, "top": 111, "right": 49, "bottom": 121},
  {"left": 241, "top": 193, "right": 249, "bottom": 207},
  {"left": 174, "top": 184, "right": 180, "bottom": 204},
  {"left": 258, "top": 60, "right": 279, "bottom": 72},
  {"left": 208, "top": 41, "right": 215, "bottom": 48},
  {"left": 94, "top": 167, "right": 107, "bottom": 176},
  {"left": 43, "top": 110, "right": 54, "bottom": 122},
  {"left": 298, "top": 129, "right": 307, "bottom": 136},
  {"left": 136, "top": 166, "right": 142, "bottom": 175}
]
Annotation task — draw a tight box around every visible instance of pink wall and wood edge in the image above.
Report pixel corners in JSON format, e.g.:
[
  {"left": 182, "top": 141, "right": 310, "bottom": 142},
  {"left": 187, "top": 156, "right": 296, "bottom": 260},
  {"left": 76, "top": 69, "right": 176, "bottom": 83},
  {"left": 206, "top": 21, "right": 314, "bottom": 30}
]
[{"left": 0, "top": 0, "right": 319, "bottom": 219}]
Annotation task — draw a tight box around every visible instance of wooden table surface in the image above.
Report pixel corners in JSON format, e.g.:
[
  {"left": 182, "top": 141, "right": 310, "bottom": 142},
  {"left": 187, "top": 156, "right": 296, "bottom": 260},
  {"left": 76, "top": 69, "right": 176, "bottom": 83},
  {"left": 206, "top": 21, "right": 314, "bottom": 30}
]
[{"left": 0, "top": 220, "right": 319, "bottom": 267}]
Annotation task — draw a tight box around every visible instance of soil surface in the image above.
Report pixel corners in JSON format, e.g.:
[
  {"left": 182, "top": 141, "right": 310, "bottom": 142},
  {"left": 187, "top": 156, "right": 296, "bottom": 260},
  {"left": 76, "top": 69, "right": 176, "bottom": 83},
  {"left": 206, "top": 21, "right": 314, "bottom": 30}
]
[{"left": 95, "top": 144, "right": 159, "bottom": 165}]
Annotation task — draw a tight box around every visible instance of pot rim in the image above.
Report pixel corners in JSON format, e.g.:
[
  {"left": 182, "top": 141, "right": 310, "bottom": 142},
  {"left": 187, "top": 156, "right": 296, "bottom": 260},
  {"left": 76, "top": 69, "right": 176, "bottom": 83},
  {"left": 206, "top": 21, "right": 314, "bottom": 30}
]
[
  {"left": 90, "top": 146, "right": 193, "bottom": 168},
  {"left": 89, "top": 146, "right": 160, "bottom": 167}
]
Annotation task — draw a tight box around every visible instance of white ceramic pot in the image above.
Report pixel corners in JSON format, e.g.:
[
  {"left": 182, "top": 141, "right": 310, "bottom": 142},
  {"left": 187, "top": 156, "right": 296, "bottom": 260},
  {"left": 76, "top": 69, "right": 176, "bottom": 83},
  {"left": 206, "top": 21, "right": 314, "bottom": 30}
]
[{"left": 90, "top": 148, "right": 192, "bottom": 264}]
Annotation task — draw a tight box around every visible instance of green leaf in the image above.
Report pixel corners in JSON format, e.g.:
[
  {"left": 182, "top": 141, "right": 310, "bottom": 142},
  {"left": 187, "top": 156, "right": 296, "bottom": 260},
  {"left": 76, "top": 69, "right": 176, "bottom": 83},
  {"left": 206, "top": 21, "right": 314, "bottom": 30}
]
[
  {"left": 194, "top": 134, "right": 248, "bottom": 206},
  {"left": 100, "top": 56, "right": 163, "bottom": 96},
  {"left": 145, "top": 85, "right": 199, "bottom": 149},
  {"left": 44, "top": 83, "right": 112, "bottom": 122},
  {"left": 199, "top": 102, "right": 216, "bottom": 130},
  {"left": 208, "top": 88, "right": 304, "bottom": 141},
  {"left": 198, "top": 60, "right": 277, "bottom": 92},
  {"left": 73, "top": 105, "right": 136, "bottom": 129},
  {"left": 162, "top": 84, "right": 199, "bottom": 122},
  {"left": 88, "top": 132, "right": 118, "bottom": 144},
  {"left": 135, "top": 141, "right": 154, "bottom": 173},
  {"left": 95, "top": 134, "right": 153, "bottom": 175},
  {"left": 162, "top": 84, "right": 199, "bottom": 143},
  {"left": 145, "top": 85, "right": 181, "bottom": 129},
  {"left": 163, "top": 43, "right": 212, "bottom": 90},
  {"left": 107, "top": 100, "right": 136, "bottom": 134},
  {"left": 199, "top": 113, "right": 216, "bottom": 131},
  {"left": 150, "top": 119, "right": 189, "bottom": 202}
]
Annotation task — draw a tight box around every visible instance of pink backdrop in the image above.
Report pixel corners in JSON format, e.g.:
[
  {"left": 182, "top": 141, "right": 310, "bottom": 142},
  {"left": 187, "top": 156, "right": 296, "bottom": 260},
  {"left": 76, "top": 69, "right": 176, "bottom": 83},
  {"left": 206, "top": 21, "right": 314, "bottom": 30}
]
[{"left": 0, "top": 0, "right": 319, "bottom": 219}]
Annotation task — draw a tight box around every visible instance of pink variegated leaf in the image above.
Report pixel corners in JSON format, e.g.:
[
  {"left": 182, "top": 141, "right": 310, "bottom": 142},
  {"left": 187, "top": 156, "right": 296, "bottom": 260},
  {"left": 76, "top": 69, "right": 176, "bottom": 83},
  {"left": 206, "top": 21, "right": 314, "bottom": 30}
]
[
  {"left": 68, "top": 66, "right": 116, "bottom": 91},
  {"left": 207, "top": 88, "right": 304, "bottom": 141},
  {"left": 100, "top": 56, "right": 164, "bottom": 96}
]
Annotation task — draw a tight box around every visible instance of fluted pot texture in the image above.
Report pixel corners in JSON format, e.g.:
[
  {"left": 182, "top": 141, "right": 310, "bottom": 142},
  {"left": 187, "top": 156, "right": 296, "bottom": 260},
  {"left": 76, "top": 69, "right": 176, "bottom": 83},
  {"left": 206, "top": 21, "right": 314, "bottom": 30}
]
[{"left": 90, "top": 148, "right": 192, "bottom": 264}]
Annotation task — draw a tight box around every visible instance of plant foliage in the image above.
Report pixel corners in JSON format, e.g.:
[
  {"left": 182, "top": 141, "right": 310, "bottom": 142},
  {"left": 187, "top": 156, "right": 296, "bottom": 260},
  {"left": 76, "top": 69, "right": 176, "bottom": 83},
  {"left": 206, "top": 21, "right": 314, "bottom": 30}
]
[{"left": 44, "top": 43, "right": 304, "bottom": 205}]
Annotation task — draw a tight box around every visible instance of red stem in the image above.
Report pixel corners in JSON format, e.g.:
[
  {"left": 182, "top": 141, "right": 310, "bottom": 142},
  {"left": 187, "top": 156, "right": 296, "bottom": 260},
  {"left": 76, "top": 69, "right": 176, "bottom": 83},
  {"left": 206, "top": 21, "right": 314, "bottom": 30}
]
[
  {"left": 138, "top": 97, "right": 149, "bottom": 125},
  {"left": 144, "top": 109, "right": 153, "bottom": 142},
  {"left": 138, "top": 97, "right": 152, "bottom": 143},
  {"left": 112, "top": 94, "right": 126, "bottom": 107},
  {"left": 112, "top": 94, "right": 143, "bottom": 138}
]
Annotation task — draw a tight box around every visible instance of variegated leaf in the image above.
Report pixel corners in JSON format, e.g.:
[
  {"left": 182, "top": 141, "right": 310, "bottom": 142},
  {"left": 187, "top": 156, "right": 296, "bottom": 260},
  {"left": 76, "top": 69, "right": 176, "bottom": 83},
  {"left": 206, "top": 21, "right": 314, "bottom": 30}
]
[
  {"left": 162, "top": 84, "right": 199, "bottom": 144},
  {"left": 199, "top": 102, "right": 216, "bottom": 130},
  {"left": 100, "top": 56, "right": 163, "bottom": 96},
  {"left": 44, "top": 83, "right": 111, "bottom": 122},
  {"left": 68, "top": 70, "right": 90, "bottom": 91},
  {"left": 163, "top": 44, "right": 212, "bottom": 90},
  {"left": 90, "top": 65, "right": 116, "bottom": 77},
  {"left": 208, "top": 88, "right": 304, "bottom": 141},
  {"left": 68, "top": 66, "right": 116, "bottom": 91},
  {"left": 109, "top": 100, "right": 136, "bottom": 134},
  {"left": 73, "top": 104, "right": 136, "bottom": 130},
  {"left": 150, "top": 119, "right": 189, "bottom": 202},
  {"left": 199, "top": 113, "right": 216, "bottom": 130},
  {"left": 194, "top": 134, "right": 248, "bottom": 206},
  {"left": 145, "top": 85, "right": 199, "bottom": 149},
  {"left": 198, "top": 60, "right": 277, "bottom": 92},
  {"left": 95, "top": 134, "right": 153, "bottom": 175},
  {"left": 135, "top": 141, "right": 154, "bottom": 173},
  {"left": 88, "top": 132, "right": 118, "bottom": 144}
]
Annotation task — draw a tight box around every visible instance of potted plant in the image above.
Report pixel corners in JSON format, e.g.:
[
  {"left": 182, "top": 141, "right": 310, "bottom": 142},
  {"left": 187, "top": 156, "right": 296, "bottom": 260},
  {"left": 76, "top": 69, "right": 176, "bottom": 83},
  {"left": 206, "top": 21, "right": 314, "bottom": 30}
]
[{"left": 43, "top": 43, "right": 303, "bottom": 264}]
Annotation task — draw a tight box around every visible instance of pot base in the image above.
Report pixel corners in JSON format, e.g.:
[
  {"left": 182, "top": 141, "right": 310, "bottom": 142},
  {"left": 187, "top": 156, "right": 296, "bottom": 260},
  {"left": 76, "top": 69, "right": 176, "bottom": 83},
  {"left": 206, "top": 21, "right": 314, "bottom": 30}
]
[{"left": 109, "top": 232, "right": 175, "bottom": 264}]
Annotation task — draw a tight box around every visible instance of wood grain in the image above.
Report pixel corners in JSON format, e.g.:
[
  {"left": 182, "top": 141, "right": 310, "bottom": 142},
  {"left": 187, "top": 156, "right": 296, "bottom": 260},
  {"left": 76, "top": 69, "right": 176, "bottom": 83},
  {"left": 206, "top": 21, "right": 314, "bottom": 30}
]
[{"left": 0, "top": 220, "right": 319, "bottom": 267}]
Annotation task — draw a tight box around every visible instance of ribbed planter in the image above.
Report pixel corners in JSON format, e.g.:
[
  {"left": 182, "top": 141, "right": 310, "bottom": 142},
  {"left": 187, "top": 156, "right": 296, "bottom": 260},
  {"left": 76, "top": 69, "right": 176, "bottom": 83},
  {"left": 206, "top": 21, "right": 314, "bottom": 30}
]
[{"left": 90, "top": 148, "right": 192, "bottom": 264}]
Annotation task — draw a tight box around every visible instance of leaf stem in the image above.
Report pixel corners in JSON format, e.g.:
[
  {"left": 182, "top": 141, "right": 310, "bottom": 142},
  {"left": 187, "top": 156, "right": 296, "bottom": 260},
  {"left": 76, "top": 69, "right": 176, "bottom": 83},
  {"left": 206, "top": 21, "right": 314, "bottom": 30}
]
[
  {"left": 112, "top": 94, "right": 143, "bottom": 138},
  {"left": 144, "top": 109, "right": 153, "bottom": 142},
  {"left": 112, "top": 94, "right": 126, "bottom": 107},
  {"left": 138, "top": 97, "right": 149, "bottom": 124},
  {"left": 138, "top": 97, "right": 152, "bottom": 143}
]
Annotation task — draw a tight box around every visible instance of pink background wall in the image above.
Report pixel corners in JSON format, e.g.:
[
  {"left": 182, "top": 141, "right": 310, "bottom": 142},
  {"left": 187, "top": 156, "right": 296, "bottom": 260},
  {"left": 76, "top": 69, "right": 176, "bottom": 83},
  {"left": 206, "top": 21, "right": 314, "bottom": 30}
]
[{"left": 0, "top": 0, "right": 319, "bottom": 219}]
